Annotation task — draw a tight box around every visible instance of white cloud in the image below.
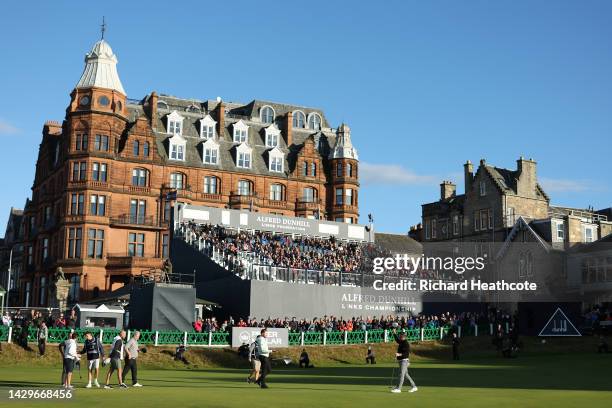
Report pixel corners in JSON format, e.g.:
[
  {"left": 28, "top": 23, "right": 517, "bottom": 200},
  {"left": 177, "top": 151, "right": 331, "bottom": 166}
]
[
  {"left": 539, "top": 177, "right": 593, "bottom": 193},
  {"left": 0, "top": 119, "right": 19, "bottom": 135},
  {"left": 360, "top": 162, "right": 437, "bottom": 185}
]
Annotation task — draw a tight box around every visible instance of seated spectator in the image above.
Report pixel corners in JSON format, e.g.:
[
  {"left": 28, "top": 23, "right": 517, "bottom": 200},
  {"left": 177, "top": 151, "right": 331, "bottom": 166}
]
[{"left": 299, "top": 349, "right": 313, "bottom": 368}]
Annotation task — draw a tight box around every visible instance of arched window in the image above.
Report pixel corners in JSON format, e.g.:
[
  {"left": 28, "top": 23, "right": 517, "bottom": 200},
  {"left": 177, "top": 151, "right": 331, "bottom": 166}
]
[
  {"left": 132, "top": 168, "right": 148, "bottom": 187},
  {"left": 270, "top": 184, "right": 284, "bottom": 201},
  {"left": 143, "top": 141, "right": 150, "bottom": 157},
  {"left": 303, "top": 161, "right": 308, "bottom": 176},
  {"left": 336, "top": 162, "right": 343, "bottom": 177},
  {"left": 237, "top": 180, "right": 253, "bottom": 196},
  {"left": 308, "top": 113, "right": 322, "bottom": 130},
  {"left": 293, "top": 111, "right": 306, "bottom": 128},
  {"left": 204, "top": 176, "right": 219, "bottom": 194},
  {"left": 170, "top": 172, "right": 186, "bottom": 189},
  {"left": 311, "top": 162, "right": 317, "bottom": 177},
  {"left": 157, "top": 100, "right": 169, "bottom": 110},
  {"left": 133, "top": 140, "right": 140, "bottom": 156},
  {"left": 302, "top": 187, "right": 317, "bottom": 203},
  {"left": 261, "top": 106, "right": 275, "bottom": 124},
  {"left": 347, "top": 163, "right": 352, "bottom": 177}
]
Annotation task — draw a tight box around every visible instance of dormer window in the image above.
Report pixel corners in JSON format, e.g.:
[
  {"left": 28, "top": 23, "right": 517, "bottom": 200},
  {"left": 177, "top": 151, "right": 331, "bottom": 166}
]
[
  {"left": 199, "top": 115, "right": 217, "bottom": 139},
  {"left": 293, "top": 111, "right": 306, "bottom": 128},
  {"left": 268, "top": 147, "right": 284, "bottom": 173},
  {"left": 308, "top": 113, "right": 322, "bottom": 130},
  {"left": 261, "top": 106, "right": 275, "bottom": 124},
  {"left": 479, "top": 181, "right": 486, "bottom": 196},
  {"left": 202, "top": 138, "right": 219, "bottom": 165},
  {"left": 233, "top": 120, "right": 249, "bottom": 143},
  {"left": 170, "top": 142, "right": 185, "bottom": 161},
  {"left": 265, "top": 124, "right": 281, "bottom": 148},
  {"left": 236, "top": 143, "right": 252, "bottom": 169},
  {"left": 167, "top": 111, "right": 184, "bottom": 136}
]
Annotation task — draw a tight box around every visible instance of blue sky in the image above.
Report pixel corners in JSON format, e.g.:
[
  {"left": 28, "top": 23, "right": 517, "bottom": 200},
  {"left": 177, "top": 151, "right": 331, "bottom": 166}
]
[{"left": 0, "top": 0, "right": 610, "bottom": 233}]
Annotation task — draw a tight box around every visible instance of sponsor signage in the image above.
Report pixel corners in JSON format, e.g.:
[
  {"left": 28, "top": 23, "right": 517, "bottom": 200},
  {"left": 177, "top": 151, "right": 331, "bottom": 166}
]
[
  {"left": 538, "top": 308, "right": 581, "bottom": 336},
  {"left": 231, "top": 327, "right": 289, "bottom": 348},
  {"left": 178, "top": 204, "right": 372, "bottom": 242}
]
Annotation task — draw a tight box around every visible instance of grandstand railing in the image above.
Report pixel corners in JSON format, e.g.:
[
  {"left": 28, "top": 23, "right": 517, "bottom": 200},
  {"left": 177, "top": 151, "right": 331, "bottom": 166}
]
[{"left": 1, "top": 323, "right": 501, "bottom": 347}]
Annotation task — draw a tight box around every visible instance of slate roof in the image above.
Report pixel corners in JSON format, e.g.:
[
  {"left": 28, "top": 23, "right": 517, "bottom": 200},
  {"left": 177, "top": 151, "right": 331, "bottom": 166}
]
[
  {"left": 374, "top": 233, "right": 422, "bottom": 255},
  {"left": 483, "top": 165, "right": 549, "bottom": 200},
  {"left": 126, "top": 95, "right": 339, "bottom": 179}
]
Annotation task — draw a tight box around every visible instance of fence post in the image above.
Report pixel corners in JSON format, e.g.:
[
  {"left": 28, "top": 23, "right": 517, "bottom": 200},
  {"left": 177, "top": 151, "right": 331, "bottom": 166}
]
[
  {"left": 208, "top": 331, "right": 212, "bottom": 347},
  {"left": 99, "top": 329, "right": 104, "bottom": 343},
  {"left": 440, "top": 327, "right": 443, "bottom": 339},
  {"left": 458, "top": 326, "right": 461, "bottom": 338},
  {"left": 420, "top": 328, "right": 424, "bottom": 341},
  {"left": 323, "top": 331, "right": 327, "bottom": 346},
  {"left": 384, "top": 329, "right": 388, "bottom": 343},
  {"left": 7, "top": 326, "right": 12, "bottom": 343},
  {"left": 154, "top": 331, "right": 159, "bottom": 346},
  {"left": 344, "top": 331, "right": 348, "bottom": 345},
  {"left": 505, "top": 322, "right": 509, "bottom": 333},
  {"left": 300, "top": 332, "right": 304, "bottom": 346},
  {"left": 489, "top": 323, "right": 493, "bottom": 336},
  {"left": 475, "top": 325, "right": 478, "bottom": 337},
  {"left": 364, "top": 330, "right": 368, "bottom": 344},
  {"left": 127, "top": 330, "right": 131, "bottom": 340},
  {"left": 183, "top": 332, "right": 188, "bottom": 347}
]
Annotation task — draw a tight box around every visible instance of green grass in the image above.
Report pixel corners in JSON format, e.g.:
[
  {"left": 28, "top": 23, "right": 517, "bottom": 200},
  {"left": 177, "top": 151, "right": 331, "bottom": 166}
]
[{"left": 0, "top": 352, "right": 610, "bottom": 408}]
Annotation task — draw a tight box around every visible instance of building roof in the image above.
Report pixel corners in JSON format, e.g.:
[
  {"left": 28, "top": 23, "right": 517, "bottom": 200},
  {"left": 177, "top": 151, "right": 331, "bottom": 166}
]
[
  {"left": 329, "top": 123, "right": 358, "bottom": 160},
  {"left": 374, "top": 233, "right": 422, "bottom": 255},
  {"left": 483, "top": 164, "right": 549, "bottom": 200},
  {"left": 76, "top": 40, "right": 125, "bottom": 94},
  {"left": 126, "top": 96, "right": 345, "bottom": 178}
]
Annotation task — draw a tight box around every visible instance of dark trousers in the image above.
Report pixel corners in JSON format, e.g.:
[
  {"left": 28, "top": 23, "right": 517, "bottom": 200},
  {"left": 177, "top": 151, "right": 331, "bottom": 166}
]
[
  {"left": 38, "top": 339, "right": 46, "bottom": 356},
  {"left": 122, "top": 358, "right": 138, "bottom": 384},
  {"left": 258, "top": 356, "right": 271, "bottom": 384},
  {"left": 452, "top": 346, "right": 459, "bottom": 360},
  {"left": 366, "top": 355, "right": 376, "bottom": 364},
  {"left": 299, "top": 358, "right": 310, "bottom": 368}
]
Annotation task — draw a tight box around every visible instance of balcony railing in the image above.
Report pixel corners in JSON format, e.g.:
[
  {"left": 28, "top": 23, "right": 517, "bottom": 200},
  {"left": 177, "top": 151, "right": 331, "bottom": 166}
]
[
  {"left": 262, "top": 199, "right": 289, "bottom": 209},
  {"left": 106, "top": 254, "right": 162, "bottom": 269},
  {"left": 109, "top": 215, "right": 168, "bottom": 229},
  {"left": 229, "top": 192, "right": 259, "bottom": 207},
  {"left": 295, "top": 198, "right": 320, "bottom": 212}
]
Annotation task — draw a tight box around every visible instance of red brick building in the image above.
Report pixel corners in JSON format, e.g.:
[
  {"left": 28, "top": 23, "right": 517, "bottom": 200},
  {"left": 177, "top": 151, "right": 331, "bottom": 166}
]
[{"left": 19, "top": 38, "right": 360, "bottom": 306}]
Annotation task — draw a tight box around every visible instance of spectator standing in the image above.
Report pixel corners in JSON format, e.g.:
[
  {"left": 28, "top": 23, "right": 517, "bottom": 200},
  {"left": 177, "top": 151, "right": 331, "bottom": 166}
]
[
  {"left": 36, "top": 322, "right": 48, "bottom": 356},
  {"left": 62, "top": 332, "right": 79, "bottom": 389},
  {"left": 452, "top": 332, "right": 460, "bottom": 360},
  {"left": 122, "top": 331, "right": 142, "bottom": 387},
  {"left": 366, "top": 346, "right": 376, "bottom": 364}
]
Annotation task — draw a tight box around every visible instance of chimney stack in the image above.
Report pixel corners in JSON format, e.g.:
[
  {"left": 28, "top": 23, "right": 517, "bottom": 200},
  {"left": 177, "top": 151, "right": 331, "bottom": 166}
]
[
  {"left": 285, "top": 111, "right": 293, "bottom": 147},
  {"left": 516, "top": 156, "right": 537, "bottom": 197},
  {"left": 464, "top": 160, "right": 474, "bottom": 194},
  {"left": 216, "top": 101, "right": 226, "bottom": 139},
  {"left": 147, "top": 91, "right": 158, "bottom": 130},
  {"left": 440, "top": 180, "right": 456, "bottom": 201}
]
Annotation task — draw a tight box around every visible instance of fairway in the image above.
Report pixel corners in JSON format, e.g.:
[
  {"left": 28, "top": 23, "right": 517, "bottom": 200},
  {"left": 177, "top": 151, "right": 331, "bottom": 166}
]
[{"left": 0, "top": 353, "right": 610, "bottom": 408}]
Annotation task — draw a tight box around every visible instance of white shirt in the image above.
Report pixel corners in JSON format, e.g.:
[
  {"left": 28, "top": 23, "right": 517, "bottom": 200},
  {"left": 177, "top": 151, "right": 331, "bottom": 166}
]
[{"left": 64, "top": 339, "right": 77, "bottom": 360}]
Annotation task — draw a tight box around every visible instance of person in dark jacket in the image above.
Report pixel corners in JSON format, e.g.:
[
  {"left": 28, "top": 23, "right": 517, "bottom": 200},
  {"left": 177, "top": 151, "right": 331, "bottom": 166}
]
[
  {"left": 451, "top": 332, "right": 460, "bottom": 360},
  {"left": 81, "top": 332, "right": 104, "bottom": 388},
  {"left": 390, "top": 329, "right": 417, "bottom": 393}
]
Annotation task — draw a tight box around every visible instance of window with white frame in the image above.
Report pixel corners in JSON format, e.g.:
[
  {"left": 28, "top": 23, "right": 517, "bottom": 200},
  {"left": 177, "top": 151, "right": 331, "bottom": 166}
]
[
  {"left": 237, "top": 180, "right": 252, "bottom": 196},
  {"left": 556, "top": 221, "right": 565, "bottom": 241},
  {"left": 170, "top": 172, "right": 186, "bottom": 189},
  {"left": 167, "top": 111, "right": 184, "bottom": 136},
  {"left": 302, "top": 187, "right": 316, "bottom": 203},
  {"left": 265, "top": 124, "right": 280, "bottom": 148},
  {"left": 202, "top": 138, "right": 219, "bottom": 165},
  {"left": 261, "top": 106, "right": 275, "bottom": 124},
  {"left": 584, "top": 226, "right": 594, "bottom": 243},
  {"left": 200, "top": 115, "right": 216, "bottom": 139},
  {"left": 270, "top": 156, "right": 283, "bottom": 172},
  {"left": 238, "top": 151, "right": 251, "bottom": 168},
  {"left": 233, "top": 120, "right": 249, "bottom": 143},
  {"left": 346, "top": 188, "right": 353, "bottom": 205},
  {"left": 293, "top": 111, "right": 306, "bottom": 128},
  {"left": 308, "top": 113, "right": 322, "bottom": 130},
  {"left": 169, "top": 138, "right": 185, "bottom": 161},
  {"left": 204, "top": 176, "right": 218, "bottom": 194},
  {"left": 270, "top": 184, "right": 283, "bottom": 201}
]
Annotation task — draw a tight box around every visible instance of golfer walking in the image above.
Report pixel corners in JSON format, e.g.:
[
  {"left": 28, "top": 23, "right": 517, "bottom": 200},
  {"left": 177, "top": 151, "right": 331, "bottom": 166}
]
[
  {"left": 104, "top": 330, "right": 128, "bottom": 389},
  {"left": 255, "top": 329, "right": 271, "bottom": 389},
  {"left": 391, "top": 329, "right": 417, "bottom": 393},
  {"left": 62, "top": 332, "right": 80, "bottom": 389},
  {"left": 122, "top": 331, "right": 142, "bottom": 387}
]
